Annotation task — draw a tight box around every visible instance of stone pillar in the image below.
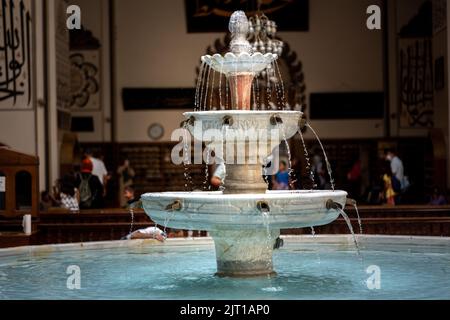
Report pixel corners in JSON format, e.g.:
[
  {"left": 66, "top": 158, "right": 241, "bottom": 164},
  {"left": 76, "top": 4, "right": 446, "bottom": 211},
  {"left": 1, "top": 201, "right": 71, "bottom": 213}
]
[
  {"left": 211, "top": 229, "right": 280, "bottom": 277},
  {"left": 221, "top": 140, "right": 272, "bottom": 194},
  {"left": 224, "top": 163, "right": 267, "bottom": 194}
]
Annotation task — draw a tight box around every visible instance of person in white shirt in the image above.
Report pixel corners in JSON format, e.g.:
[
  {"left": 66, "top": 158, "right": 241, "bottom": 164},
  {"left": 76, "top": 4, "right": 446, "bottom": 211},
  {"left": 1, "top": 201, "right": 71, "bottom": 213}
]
[
  {"left": 122, "top": 227, "right": 167, "bottom": 242},
  {"left": 384, "top": 148, "right": 405, "bottom": 189},
  {"left": 85, "top": 149, "right": 108, "bottom": 186}
]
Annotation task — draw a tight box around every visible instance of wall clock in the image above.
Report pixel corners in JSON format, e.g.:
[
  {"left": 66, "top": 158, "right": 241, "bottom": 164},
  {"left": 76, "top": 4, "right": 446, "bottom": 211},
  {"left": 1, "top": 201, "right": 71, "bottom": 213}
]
[{"left": 147, "top": 123, "right": 164, "bottom": 140}]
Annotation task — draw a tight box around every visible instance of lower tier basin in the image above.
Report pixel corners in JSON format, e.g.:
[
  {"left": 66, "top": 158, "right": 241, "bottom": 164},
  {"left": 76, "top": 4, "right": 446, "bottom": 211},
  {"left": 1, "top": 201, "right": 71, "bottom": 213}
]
[{"left": 141, "top": 190, "right": 347, "bottom": 231}]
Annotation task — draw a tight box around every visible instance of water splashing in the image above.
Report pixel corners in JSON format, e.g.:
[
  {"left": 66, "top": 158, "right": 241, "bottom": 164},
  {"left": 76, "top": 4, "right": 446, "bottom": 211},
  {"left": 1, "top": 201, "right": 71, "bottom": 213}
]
[
  {"left": 255, "top": 74, "right": 261, "bottom": 110},
  {"left": 274, "top": 60, "right": 286, "bottom": 109},
  {"left": 199, "top": 65, "right": 208, "bottom": 111},
  {"left": 162, "top": 210, "right": 176, "bottom": 236},
  {"left": 279, "top": 123, "right": 295, "bottom": 189},
  {"left": 219, "top": 63, "right": 224, "bottom": 109},
  {"left": 337, "top": 208, "right": 360, "bottom": 255},
  {"left": 234, "top": 63, "right": 239, "bottom": 108},
  {"left": 203, "top": 66, "right": 212, "bottom": 110},
  {"left": 270, "top": 61, "right": 282, "bottom": 110},
  {"left": 203, "top": 146, "right": 211, "bottom": 190},
  {"left": 182, "top": 122, "right": 194, "bottom": 191},
  {"left": 128, "top": 207, "right": 134, "bottom": 236},
  {"left": 209, "top": 70, "right": 216, "bottom": 109},
  {"left": 195, "top": 61, "right": 206, "bottom": 111},
  {"left": 310, "top": 226, "right": 323, "bottom": 267},
  {"left": 260, "top": 208, "right": 273, "bottom": 272},
  {"left": 348, "top": 199, "right": 363, "bottom": 234},
  {"left": 307, "top": 123, "right": 335, "bottom": 191},
  {"left": 265, "top": 71, "right": 272, "bottom": 109},
  {"left": 297, "top": 128, "right": 316, "bottom": 188},
  {"left": 252, "top": 79, "right": 257, "bottom": 110},
  {"left": 225, "top": 73, "right": 229, "bottom": 110}
]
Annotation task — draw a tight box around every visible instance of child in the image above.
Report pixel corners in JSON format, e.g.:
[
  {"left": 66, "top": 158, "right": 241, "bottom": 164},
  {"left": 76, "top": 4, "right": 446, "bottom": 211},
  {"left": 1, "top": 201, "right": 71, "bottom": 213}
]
[
  {"left": 272, "top": 160, "right": 290, "bottom": 190},
  {"left": 382, "top": 162, "right": 396, "bottom": 205}
]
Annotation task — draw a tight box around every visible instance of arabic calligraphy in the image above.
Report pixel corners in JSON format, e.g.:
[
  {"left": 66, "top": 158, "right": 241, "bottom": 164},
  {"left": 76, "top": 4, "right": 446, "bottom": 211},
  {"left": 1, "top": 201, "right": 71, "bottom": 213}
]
[
  {"left": 70, "top": 51, "right": 100, "bottom": 109},
  {"left": 0, "top": 0, "right": 32, "bottom": 107},
  {"left": 399, "top": 38, "right": 434, "bottom": 128}
]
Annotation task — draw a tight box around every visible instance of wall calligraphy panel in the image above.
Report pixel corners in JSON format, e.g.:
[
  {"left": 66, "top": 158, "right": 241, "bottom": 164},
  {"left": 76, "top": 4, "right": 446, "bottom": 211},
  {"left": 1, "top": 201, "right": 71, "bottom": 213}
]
[
  {"left": 69, "top": 50, "right": 100, "bottom": 110},
  {"left": 55, "top": 0, "right": 71, "bottom": 110},
  {"left": 399, "top": 38, "right": 434, "bottom": 128},
  {"left": 0, "top": 0, "right": 33, "bottom": 110}
]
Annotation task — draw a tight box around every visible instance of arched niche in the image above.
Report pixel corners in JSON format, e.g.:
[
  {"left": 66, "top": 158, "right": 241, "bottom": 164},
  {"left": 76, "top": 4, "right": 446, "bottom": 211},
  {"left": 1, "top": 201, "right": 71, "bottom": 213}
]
[
  {"left": 0, "top": 147, "right": 39, "bottom": 217},
  {"left": 15, "top": 171, "right": 32, "bottom": 210}
]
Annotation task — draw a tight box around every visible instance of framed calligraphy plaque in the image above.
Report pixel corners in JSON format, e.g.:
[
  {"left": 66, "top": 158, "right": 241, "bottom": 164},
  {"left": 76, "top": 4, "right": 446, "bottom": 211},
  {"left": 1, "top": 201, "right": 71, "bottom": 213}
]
[
  {"left": 399, "top": 38, "right": 434, "bottom": 128},
  {"left": 0, "top": 0, "right": 33, "bottom": 110}
]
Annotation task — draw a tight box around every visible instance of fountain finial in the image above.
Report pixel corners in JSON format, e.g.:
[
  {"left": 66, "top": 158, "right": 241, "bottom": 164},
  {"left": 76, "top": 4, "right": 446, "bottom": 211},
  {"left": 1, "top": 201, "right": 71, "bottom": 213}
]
[{"left": 229, "top": 11, "right": 252, "bottom": 55}]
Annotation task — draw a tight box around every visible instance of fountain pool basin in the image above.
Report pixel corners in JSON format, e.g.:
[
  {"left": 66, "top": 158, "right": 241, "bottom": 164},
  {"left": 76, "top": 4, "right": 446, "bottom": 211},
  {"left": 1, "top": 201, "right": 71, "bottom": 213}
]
[{"left": 0, "top": 235, "right": 449, "bottom": 300}]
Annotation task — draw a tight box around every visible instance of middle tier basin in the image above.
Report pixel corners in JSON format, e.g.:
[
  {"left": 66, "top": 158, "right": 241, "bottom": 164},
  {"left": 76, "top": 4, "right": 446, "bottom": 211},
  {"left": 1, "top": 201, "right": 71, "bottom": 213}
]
[{"left": 183, "top": 110, "right": 303, "bottom": 143}]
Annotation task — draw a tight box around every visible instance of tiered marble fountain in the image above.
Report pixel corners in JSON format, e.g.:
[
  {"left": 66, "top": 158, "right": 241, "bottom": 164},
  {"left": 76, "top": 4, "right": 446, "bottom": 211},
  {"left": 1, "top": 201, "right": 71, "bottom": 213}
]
[{"left": 142, "top": 11, "right": 347, "bottom": 277}]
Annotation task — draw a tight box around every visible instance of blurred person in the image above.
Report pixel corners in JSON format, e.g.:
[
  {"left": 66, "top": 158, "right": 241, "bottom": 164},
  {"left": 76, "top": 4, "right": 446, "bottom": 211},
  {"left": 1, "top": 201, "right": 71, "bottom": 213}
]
[
  {"left": 272, "top": 160, "right": 289, "bottom": 190},
  {"left": 384, "top": 149, "right": 409, "bottom": 191},
  {"left": 210, "top": 161, "right": 225, "bottom": 188},
  {"left": 84, "top": 149, "right": 108, "bottom": 186},
  {"left": 123, "top": 185, "right": 142, "bottom": 209},
  {"left": 428, "top": 187, "right": 448, "bottom": 205},
  {"left": 347, "top": 157, "right": 361, "bottom": 198},
  {"left": 381, "top": 161, "right": 396, "bottom": 205},
  {"left": 76, "top": 158, "right": 104, "bottom": 209},
  {"left": 59, "top": 174, "right": 80, "bottom": 212},
  {"left": 121, "top": 226, "right": 167, "bottom": 242},
  {"left": 117, "top": 159, "right": 136, "bottom": 207},
  {"left": 40, "top": 191, "right": 57, "bottom": 211},
  {"left": 312, "top": 153, "right": 326, "bottom": 189},
  {"left": 290, "top": 158, "right": 302, "bottom": 190}
]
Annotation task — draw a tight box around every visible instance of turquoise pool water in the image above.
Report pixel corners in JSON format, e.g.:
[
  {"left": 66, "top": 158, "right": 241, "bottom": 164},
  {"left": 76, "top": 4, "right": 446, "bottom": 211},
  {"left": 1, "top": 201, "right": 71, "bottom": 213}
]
[{"left": 0, "top": 239, "right": 449, "bottom": 299}]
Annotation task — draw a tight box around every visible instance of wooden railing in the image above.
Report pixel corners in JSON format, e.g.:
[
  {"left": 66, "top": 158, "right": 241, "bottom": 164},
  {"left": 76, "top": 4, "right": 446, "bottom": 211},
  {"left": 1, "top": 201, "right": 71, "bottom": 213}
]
[
  {"left": 1, "top": 205, "right": 449, "bottom": 248},
  {"left": 282, "top": 205, "right": 450, "bottom": 237}
]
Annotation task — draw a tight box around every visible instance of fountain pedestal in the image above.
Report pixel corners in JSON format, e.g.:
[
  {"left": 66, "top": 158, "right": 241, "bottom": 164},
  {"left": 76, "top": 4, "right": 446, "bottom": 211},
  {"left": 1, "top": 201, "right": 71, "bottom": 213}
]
[
  {"left": 223, "top": 163, "right": 267, "bottom": 194},
  {"left": 228, "top": 73, "right": 254, "bottom": 110},
  {"left": 141, "top": 11, "right": 348, "bottom": 279},
  {"left": 211, "top": 229, "right": 280, "bottom": 277}
]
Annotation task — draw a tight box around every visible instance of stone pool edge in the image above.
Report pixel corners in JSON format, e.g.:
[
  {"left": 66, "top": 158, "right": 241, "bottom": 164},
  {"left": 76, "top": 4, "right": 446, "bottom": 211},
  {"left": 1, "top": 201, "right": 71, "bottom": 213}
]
[{"left": 1, "top": 234, "right": 449, "bottom": 258}]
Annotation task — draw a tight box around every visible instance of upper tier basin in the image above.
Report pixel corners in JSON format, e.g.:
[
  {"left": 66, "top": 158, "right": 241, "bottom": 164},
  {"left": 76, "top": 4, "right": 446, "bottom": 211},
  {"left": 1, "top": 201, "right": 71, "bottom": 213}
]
[
  {"left": 183, "top": 110, "right": 302, "bottom": 143},
  {"left": 141, "top": 190, "right": 347, "bottom": 231},
  {"left": 201, "top": 52, "right": 278, "bottom": 74}
]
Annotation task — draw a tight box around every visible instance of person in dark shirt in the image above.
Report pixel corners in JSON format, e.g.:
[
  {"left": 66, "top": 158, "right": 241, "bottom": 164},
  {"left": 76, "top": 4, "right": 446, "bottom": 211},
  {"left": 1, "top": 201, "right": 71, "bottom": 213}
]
[
  {"left": 76, "top": 158, "right": 104, "bottom": 209},
  {"left": 428, "top": 187, "right": 448, "bottom": 206}
]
